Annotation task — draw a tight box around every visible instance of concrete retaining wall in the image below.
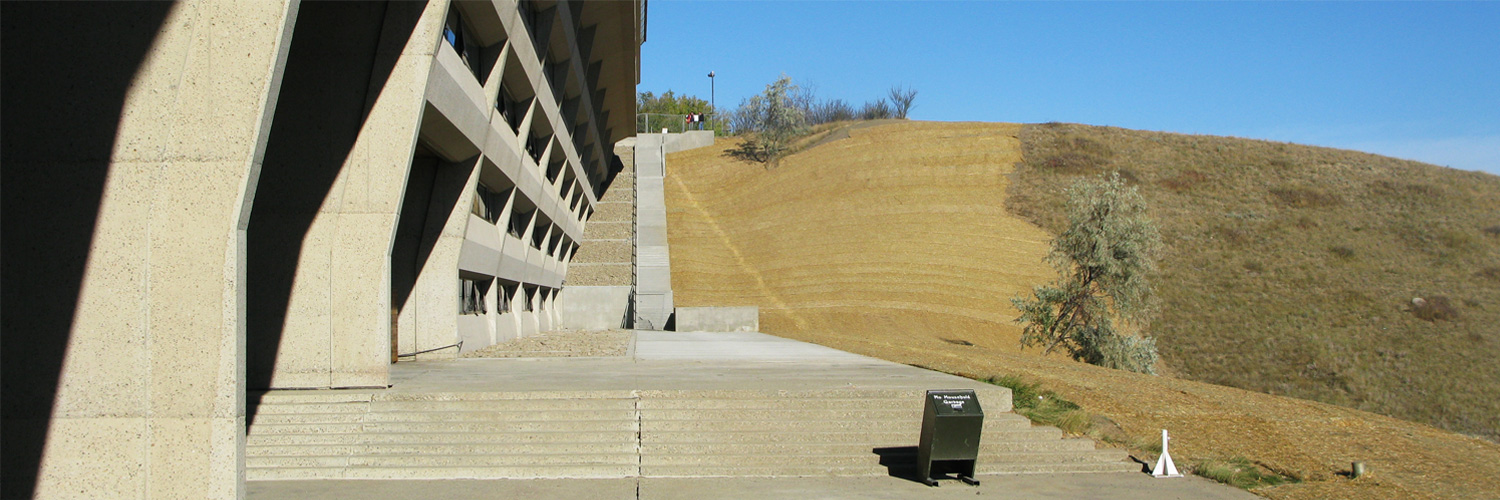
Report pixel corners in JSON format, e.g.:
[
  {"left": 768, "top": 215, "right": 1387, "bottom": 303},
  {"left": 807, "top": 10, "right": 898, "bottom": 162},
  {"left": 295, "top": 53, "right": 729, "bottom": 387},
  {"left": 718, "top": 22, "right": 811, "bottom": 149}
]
[
  {"left": 662, "top": 130, "right": 715, "bottom": 154},
  {"left": 675, "top": 306, "right": 760, "bottom": 333},
  {"left": 557, "top": 286, "right": 633, "bottom": 330}
]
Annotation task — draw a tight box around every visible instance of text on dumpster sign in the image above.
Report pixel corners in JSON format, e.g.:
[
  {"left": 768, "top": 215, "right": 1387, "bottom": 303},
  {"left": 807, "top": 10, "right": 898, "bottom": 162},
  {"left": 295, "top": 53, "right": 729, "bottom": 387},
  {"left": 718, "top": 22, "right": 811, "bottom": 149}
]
[{"left": 934, "top": 393, "right": 971, "bottom": 412}]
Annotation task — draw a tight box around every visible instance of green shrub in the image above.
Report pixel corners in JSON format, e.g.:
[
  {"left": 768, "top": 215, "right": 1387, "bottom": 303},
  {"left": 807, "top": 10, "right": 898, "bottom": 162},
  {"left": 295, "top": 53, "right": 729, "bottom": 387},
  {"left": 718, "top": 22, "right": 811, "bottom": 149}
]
[{"left": 1011, "top": 173, "right": 1163, "bottom": 374}]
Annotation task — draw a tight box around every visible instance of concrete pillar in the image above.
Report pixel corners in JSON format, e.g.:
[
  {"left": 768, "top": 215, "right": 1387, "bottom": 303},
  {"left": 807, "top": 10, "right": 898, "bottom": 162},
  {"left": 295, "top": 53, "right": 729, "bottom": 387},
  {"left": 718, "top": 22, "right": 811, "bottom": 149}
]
[
  {"left": 248, "top": 1, "right": 447, "bottom": 388},
  {"left": 1, "top": 1, "right": 297, "bottom": 497},
  {"left": 408, "top": 158, "right": 482, "bottom": 360}
]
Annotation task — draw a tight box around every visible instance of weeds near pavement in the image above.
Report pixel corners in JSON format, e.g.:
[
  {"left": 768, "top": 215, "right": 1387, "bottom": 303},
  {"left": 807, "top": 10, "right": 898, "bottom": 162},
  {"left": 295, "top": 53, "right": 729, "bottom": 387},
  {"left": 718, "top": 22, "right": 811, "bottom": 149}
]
[
  {"left": 985, "top": 374, "right": 1092, "bottom": 435},
  {"left": 1193, "top": 457, "right": 1301, "bottom": 490}
]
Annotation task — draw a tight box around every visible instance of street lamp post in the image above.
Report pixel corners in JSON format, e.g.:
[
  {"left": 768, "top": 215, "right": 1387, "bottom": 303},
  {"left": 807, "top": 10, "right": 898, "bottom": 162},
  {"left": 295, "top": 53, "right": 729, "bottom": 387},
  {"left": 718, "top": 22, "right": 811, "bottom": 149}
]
[{"left": 707, "top": 71, "right": 716, "bottom": 124}]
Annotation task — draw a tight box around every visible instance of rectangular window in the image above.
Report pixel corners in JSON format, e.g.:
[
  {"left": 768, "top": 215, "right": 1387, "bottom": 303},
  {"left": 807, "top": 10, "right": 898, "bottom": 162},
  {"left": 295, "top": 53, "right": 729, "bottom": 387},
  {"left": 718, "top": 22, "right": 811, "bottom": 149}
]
[
  {"left": 497, "top": 282, "right": 515, "bottom": 314},
  {"left": 508, "top": 208, "right": 531, "bottom": 239},
  {"left": 459, "top": 278, "right": 489, "bottom": 315},
  {"left": 521, "top": 285, "right": 536, "bottom": 312},
  {"left": 443, "top": 7, "right": 479, "bottom": 80}
]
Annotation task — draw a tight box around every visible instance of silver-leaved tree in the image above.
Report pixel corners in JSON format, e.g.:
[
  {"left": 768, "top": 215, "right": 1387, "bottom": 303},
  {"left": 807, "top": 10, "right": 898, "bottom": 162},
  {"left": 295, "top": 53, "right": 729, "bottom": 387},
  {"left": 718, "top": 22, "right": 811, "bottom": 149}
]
[{"left": 1012, "top": 172, "right": 1163, "bottom": 374}]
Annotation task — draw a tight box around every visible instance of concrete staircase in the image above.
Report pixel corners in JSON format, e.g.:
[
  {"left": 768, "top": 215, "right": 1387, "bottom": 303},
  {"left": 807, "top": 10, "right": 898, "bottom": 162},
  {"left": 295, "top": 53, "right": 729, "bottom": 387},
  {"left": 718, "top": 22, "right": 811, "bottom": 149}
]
[
  {"left": 564, "top": 143, "right": 634, "bottom": 287},
  {"left": 246, "top": 388, "right": 1137, "bottom": 480}
]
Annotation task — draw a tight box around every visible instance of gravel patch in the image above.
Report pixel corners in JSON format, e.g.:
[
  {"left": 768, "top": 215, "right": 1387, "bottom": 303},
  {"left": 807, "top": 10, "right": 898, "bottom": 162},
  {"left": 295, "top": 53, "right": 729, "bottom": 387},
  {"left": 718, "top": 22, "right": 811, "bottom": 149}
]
[{"left": 461, "top": 329, "right": 632, "bottom": 358}]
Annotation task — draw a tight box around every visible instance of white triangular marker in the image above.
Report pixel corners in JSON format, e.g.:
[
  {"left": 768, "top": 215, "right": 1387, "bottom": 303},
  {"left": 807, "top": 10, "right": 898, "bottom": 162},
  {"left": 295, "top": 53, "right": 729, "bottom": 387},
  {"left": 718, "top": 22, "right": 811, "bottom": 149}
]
[{"left": 1152, "top": 429, "right": 1183, "bottom": 478}]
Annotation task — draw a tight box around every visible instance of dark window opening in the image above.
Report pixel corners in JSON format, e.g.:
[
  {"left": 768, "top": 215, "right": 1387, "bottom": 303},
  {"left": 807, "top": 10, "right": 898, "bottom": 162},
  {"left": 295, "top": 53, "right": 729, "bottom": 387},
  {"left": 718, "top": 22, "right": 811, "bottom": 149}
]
[
  {"left": 444, "top": 6, "right": 480, "bottom": 80},
  {"left": 497, "top": 281, "right": 516, "bottom": 314},
  {"left": 460, "top": 278, "right": 489, "bottom": 315},
  {"left": 498, "top": 85, "right": 528, "bottom": 134},
  {"left": 472, "top": 183, "right": 508, "bottom": 224},
  {"left": 521, "top": 285, "right": 537, "bottom": 312},
  {"left": 530, "top": 222, "right": 548, "bottom": 249},
  {"left": 508, "top": 208, "right": 532, "bottom": 240}
]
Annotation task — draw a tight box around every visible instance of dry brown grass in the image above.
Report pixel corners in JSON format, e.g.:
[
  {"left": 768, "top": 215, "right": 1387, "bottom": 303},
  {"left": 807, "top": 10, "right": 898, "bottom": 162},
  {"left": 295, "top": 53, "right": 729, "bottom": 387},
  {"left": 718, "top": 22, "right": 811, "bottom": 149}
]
[
  {"left": 663, "top": 121, "right": 1500, "bottom": 499},
  {"left": 1011, "top": 123, "right": 1500, "bottom": 444}
]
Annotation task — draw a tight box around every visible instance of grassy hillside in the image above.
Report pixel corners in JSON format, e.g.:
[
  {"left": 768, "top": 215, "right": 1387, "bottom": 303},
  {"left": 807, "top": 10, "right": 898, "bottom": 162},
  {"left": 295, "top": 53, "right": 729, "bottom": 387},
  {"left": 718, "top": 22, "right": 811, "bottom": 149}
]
[
  {"left": 1010, "top": 123, "right": 1500, "bottom": 441},
  {"left": 665, "top": 122, "right": 1061, "bottom": 359},
  {"left": 662, "top": 121, "right": 1500, "bottom": 499}
]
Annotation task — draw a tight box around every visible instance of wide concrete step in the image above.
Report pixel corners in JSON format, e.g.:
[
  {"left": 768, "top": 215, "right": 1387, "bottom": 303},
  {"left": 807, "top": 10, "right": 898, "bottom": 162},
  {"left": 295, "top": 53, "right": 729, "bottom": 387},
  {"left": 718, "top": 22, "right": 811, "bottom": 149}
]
[
  {"left": 248, "top": 431, "right": 636, "bottom": 446},
  {"left": 639, "top": 450, "right": 1126, "bottom": 467},
  {"left": 247, "top": 464, "right": 637, "bottom": 480},
  {"left": 640, "top": 427, "right": 1063, "bottom": 445},
  {"left": 590, "top": 202, "right": 633, "bottom": 221},
  {"left": 638, "top": 460, "right": 1138, "bottom": 478},
  {"left": 251, "top": 409, "right": 637, "bottom": 425},
  {"left": 641, "top": 417, "right": 1024, "bottom": 433},
  {"left": 249, "top": 402, "right": 372, "bottom": 415},
  {"left": 641, "top": 439, "right": 1097, "bottom": 456},
  {"left": 581, "top": 221, "right": 632, "bottom": 240},
  {"left": 250, "top": 420, "right": 636, "bottom": 435},
  {"left": 636, "top": 453, "right": 1134, "bottom": 477},
  {"left": 248, "top": 453, "right": 638, "bottom": 469},
  {"left": 638, "top": 398, "right": 926, "bottom": 411},
  {"left": 571, "top": 240, "right": 631, "bottom": 264},
  {"left": 248, "top": 442, "right": 639, "bottom": 457},
  {"left": 370, "top": 398, "right": 637, "bottom": 412},
  {"left": 250, "top": 392, "right": 374, "bottom": 404},
  {"left": 641, "top": 408, "right": 926, "bottom": 421}
]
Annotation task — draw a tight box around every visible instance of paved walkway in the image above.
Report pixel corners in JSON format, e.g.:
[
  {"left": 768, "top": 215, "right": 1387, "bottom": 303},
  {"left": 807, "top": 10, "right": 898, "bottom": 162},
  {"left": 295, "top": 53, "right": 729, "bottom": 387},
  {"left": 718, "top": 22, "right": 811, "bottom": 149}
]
[
  {"left": 249, "top": 472, "right": 1259, "bottom": 499},
  {"left": 384, "top": 331, "right": 1006, "bottom": 395},
  {"left": 248, "top": 331, "right": 1258, "bottom": 499}
]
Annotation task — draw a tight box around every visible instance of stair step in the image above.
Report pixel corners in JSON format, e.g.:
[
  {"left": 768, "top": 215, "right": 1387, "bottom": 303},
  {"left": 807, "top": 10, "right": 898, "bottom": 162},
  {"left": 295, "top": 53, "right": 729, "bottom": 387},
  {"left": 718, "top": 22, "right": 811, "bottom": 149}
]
[
  {"left": 638, "top": 398, "right": 921, "bottom": 410},
  {"left": 248, "top": 431, "right": 637, "bottom": 446},
  {"left": 250, "top": 420, "right": 637, "bottom": 435},
  {"left": 248, "top": 453, "right": 639, "bottom": 469},
  {"left": 371, "top": 399, "right": 637, "bottom": 412},
  {"left": 249, "top": 402, "right": 372, "bottom": 415},
  {"left": 639, "top": 460, "right": 1138, "bottom": 478},
  {"left": 641, "top": 417, "right": 1024, "bottom": 433},
  {"left": 640, "top": 426, "right": 1062, "bottom": 445},
  {"left": 248, "top": 442, "right": 639, "bottom": 457},
  {"left": 638, "top": 450, "right": 1125, "bottom": 467},
  {"left": 640, "top": 439, "right": 1096, "bottom": 456},
  {"left": 247, "top": 464, "right": 638, "bottom": 481}
]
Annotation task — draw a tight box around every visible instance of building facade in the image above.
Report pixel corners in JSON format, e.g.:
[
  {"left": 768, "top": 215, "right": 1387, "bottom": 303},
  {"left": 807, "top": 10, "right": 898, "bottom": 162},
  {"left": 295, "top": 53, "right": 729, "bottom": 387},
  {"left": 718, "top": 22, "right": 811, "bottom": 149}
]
[{"left": 1, "top": 0, "right": 642, "bottom": 497}]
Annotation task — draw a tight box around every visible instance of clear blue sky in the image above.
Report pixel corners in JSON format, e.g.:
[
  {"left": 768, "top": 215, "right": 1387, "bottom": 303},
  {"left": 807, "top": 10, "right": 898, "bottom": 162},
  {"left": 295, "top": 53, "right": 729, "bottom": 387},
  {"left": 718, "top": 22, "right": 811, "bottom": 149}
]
[{"left": 640, "top": 1, "right": 1500, "bottom": 175}]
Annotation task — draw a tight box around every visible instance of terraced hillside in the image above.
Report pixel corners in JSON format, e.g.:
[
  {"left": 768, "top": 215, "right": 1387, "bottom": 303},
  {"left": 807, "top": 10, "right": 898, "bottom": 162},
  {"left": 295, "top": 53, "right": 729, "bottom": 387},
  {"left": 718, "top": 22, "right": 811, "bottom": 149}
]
[
  {"left": 663, "top": 121, "right": 1500, "bottom": 499},
  {"left": 665, "top": 122, "right": 1060, "bottom": 359}
]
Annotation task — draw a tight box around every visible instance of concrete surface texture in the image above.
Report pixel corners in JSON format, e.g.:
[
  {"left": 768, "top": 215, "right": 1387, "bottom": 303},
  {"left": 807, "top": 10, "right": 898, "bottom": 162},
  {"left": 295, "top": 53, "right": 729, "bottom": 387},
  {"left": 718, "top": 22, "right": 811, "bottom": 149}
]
[
  {"left": 243, "top": 332, "right": 1155, "bottom": 482},
  {"left": 557, "top": 141, "right": 638, "bottom": 329},
  {"left": 1, "top": 2, "right": 297, "bottom": 498},
  {"left": 674, "top": 306, "right": 760, "bottom": 332},
  {"left": 1, "top": 1, "right": 643, "bottom": 498},
  {"left": 249, "top": 474, "right": 1260, "bottom": 500},
  {"left": 632, "top": 132, "right": 719, "bottom": 330},
  {"left": 633, "top": 134, "right": 676, "bottom": 329}
]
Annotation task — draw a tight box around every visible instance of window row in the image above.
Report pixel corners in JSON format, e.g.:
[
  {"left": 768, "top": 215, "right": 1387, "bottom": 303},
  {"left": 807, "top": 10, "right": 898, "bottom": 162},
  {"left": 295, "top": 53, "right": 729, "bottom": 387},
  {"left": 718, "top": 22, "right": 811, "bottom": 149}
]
[{"left": 460, "top": 278, "right": 557, "bottom": 316}]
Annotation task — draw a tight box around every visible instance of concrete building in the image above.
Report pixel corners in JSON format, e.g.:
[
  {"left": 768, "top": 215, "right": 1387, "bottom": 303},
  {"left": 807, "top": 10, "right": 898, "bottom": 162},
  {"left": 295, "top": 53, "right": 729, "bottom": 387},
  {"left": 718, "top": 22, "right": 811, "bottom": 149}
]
[{"left": 1, "top": 0, "right": 642, "bottom": 497}]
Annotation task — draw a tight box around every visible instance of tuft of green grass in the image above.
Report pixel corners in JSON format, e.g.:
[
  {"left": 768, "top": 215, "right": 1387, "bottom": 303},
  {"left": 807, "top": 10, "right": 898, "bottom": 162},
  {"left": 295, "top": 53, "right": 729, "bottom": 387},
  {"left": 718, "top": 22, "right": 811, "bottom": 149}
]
[
  {"left": 1193, "top": 457, "right": 1300, "bottom": 490},
  {"left": 985, "top": 374, "right": 1091, "bottom": 435}
]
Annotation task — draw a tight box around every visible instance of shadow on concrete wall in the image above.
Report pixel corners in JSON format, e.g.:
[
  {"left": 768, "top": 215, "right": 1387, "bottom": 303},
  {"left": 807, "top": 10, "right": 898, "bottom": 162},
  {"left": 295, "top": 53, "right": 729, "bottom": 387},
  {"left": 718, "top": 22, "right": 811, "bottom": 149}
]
[
  {"left": 247, "top": 1, "right": 426, "bottom": 407},
  {"left": 390, "top": 150, "right": 474, "bottom": 357},
  {"left": 0, "top": 3, "right": 175, "bottom": 497}
]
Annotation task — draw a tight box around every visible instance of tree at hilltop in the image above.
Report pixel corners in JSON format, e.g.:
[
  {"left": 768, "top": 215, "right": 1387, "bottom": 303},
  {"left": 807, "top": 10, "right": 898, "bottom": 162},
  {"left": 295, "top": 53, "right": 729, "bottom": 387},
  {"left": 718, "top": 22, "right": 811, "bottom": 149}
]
[
  {"left": 731, "top": 75, "right": 807, "bottom": 162},
  {"left": 1012, "top": 172, "right": 1162, "bottom": 374}
]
